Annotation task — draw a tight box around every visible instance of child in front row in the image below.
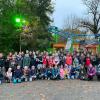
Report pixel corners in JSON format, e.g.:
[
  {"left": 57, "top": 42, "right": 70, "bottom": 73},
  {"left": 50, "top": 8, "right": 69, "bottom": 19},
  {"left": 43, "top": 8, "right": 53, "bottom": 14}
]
[
  {"left": 22, "top": 66, "right": 30, "bottom": 82},
  {"left": 52, "top": 64, "right": 60, "bottom": 80},
  {"left": 79, "top": 65, "right": 86, "bottom": 80},
  {"left": 13, "top": 65, "right": 23, "bottom": 83},
  {"left": 60, "top": 65, "right": 64, "bottom": 80},
  {"left": 29, "top": 66, "right": 37, "bottom": 81},
  {"left": 0, "top": 67, "right": 4, "bottom": 84},
  {"left": 5, "top": 68, "right": 12, "bottom": 83}
]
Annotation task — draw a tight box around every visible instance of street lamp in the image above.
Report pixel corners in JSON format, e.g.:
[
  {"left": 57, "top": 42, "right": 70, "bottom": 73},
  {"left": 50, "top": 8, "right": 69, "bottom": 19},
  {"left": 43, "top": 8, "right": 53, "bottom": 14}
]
[
  {"left": 14, "top": 17, "right": 26, "bottom": 52},
  {"left": 15, "top": 18, "right": 21, "bottom": 23}
]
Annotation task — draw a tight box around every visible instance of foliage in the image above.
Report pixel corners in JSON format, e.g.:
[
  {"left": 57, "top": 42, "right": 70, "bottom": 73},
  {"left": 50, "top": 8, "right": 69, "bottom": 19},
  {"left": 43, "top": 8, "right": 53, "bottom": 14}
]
[{"left": 0, "top": 0, "right": 54, "bottom": 53}]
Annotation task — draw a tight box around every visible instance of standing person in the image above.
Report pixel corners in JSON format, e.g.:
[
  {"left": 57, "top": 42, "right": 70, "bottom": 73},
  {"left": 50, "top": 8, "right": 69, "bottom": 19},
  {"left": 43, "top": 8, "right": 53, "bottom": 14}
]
[
  {"left": 91, "top": 54, "right": 97, "bottom": 67},
  {"left": 30, "top": 52, "right": 36, "bottom": 68},
  {"left": 0, "top": 53, "right": 5, "bottom": 68},
  {"left": 43, "top": 55, "right": 47, "bottom": 68},
  {"left": 9, "top": 55, "right": 16, "bottom": 73},
  {"left": 23, "top": 53, "right": 31, "bottom": 68},
  {"left": 54, "top": 53, "right": 60, "bottom": 66},
  {"left": 5, "top": 56, "right": 10, "bottom": 72},
  {"left": 80, "top": 53, "right": 85, "bottom": 65},
  {"left": 84, "top": 54, "right": 91, "bottom": 72},
  {"left": 66, "top": 53, "right": 73, "bottom": 66},
  {"left": 16, "top": 52, "right": 23, "bottom": 67},
  {"left": 0, "top": 53, "right": 5, "bottom": 76},
  {"left": 87, "top": 64, "right": 96, "bottom": 81},
  {"left": 73, "top": 56, "right": 79, "bottom": 68},
  {"left": 7, "top": 52, "right": 13, "bottom": 70}
]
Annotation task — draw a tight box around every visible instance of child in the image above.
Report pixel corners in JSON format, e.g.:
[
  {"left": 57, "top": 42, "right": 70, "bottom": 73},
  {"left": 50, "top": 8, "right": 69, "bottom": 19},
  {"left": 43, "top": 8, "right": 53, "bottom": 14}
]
[
  {"left": 63, "top": 65, "right": 68, "bottom": 79},
  {"left": 13, "top": 65, "right": 23, "bottom": 83},
  {"left": 87, "top": 64, "right": 96, "bottom": 81},
  {"left": 79, "top": 65, "right": 86, "bottom": 80},
  {"left": 5, "top": 68, "right": 12, "bottom": 83},
  {"left": 52, "top": 64, "right": 60, "bottom": 80},
  {"left": 60, "top": 65, "right": 64, "bottom": 80},
  {"left": 40, "top": 65, "right": 47, "bottom": 80},
  {"left": 70, "top": 65, "right": 76, "bottom": 79},
  {"left": 22, "top": 66, "right": 30, "bottom": 82},
  {"left": 46, "top": 65, "right": 52, "bottom": 80},
  {"left": 96, "top": 64, "right": 100, "bottom": 80},
  {"left": 0, "top": 67, "right": 4, "bottom": 84},
  {"left": 65, "top": 64, "right": 71, "bottom": 79},
  {"left": 29, "top": 66, "right": 37, "bottom": 81}
]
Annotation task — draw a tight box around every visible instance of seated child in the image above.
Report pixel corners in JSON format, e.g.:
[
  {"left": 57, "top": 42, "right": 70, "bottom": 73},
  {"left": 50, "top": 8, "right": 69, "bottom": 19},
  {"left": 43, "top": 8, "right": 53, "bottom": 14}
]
[
  {"left": 75, "top": 64, "right": 81, "bottom": 79},
  {"left": 40, "top": 66, "right": 47, "bottom": 80},
  {"left": 64, "top": 65, "right": 68, "bottom": 79},
  {"left": 96, "top": 64, "right": 100, "bottom": 80},
  {"left": 79, "top": 65, "right": 86, "bottom": 80},
  {"left": 87, "top": 64, "right": 96, "bottom": 81},
  {"left": 46, "top": 65, "right": 52, "bottom": 80},
  {"left": 29, "top": 66, "right": 37, "bottom": 81},
  {"left": 13, "top": 65, "right": 23, "bottom": 83},
  {"left": 0, "top": 67, "right": 4, "bottom": 84},
  {"left": 65, "top": 64, "right": 71, "bottom": 79},
  {"left": 52, "top": 64, "right": 60, "bottom": 80},
  {"left": 5, "top": 68, "right": 12, "bottom": 83},
  {"left": 22, "top": 66, "right": 30, "bottom": 82},
  {"left": 36, "top": 66, "right": 43, "bottom": 80},
  {"left": 70, "top": 65, "right": 76, "bottom": 79},
  {"left": 60, "top": 65, "right": 64, "bottom": 80}
]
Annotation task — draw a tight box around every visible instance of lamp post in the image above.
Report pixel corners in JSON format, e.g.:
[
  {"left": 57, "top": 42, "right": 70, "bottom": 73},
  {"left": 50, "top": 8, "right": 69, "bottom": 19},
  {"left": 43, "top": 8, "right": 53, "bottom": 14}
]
[{"left": 15, "top": 17, "right": 26, "bottom": 52}]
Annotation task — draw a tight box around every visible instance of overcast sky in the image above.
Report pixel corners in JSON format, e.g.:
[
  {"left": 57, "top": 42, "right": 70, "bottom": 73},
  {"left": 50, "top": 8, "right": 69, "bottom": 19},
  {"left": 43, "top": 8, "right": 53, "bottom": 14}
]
[{"left": 52, "top": 0, "right": 86, "bottom": 28}]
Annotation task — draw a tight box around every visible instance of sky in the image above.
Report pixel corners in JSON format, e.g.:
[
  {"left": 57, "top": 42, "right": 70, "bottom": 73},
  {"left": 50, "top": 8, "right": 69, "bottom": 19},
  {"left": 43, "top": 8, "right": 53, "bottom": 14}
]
[{"left": 52, "top": 0, "right": 86, "bottom": 28}]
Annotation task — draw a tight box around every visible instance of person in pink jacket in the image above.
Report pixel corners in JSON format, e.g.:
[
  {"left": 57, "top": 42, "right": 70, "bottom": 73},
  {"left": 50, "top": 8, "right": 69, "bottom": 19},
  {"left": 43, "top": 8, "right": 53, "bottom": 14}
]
[
  {"left": 87, "top": 64, "right": 96, "bottom": 81},
  {"left": 60, "top": 65, "right": 64, "bottom": 79}
]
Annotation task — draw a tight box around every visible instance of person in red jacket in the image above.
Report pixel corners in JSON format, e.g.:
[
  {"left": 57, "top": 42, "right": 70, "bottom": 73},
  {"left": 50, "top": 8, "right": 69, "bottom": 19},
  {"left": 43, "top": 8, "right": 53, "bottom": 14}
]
[
  {"left": 84, "top": 54, "right": 91, "bottom": 72},
  {"left": 48, "top": 56, "right": 54, "bottom": 68},
  {"left": 66, "top": 53, "right": 73, "bottom": 66},
  {"left": 43, "top": 55, "right": 47, "bottom": 68}
]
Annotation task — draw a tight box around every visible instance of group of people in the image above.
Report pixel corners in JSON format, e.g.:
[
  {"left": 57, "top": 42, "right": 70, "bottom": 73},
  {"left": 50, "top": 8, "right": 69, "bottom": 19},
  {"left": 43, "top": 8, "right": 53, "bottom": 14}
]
[{"left": 0, "top": 49, "right": 100, "bottom": 84}]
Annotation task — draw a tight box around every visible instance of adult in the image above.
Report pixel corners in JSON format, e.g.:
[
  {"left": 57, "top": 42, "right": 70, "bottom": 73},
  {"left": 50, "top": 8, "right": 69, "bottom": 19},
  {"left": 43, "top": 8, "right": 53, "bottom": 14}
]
[
  {"left": 87, "top": 64, "right": 96, "bottom": 81},
  {"left": 66, "top": 53, "right": 72, "bottom": 66}
]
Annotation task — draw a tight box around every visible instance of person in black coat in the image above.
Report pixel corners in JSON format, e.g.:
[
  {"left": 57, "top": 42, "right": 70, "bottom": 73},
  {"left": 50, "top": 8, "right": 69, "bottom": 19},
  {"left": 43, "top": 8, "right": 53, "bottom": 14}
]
[
  {"left": 0, "top": 53, "right": 5, "bottom": 70},
  {"left": 0, "top": 67, "right": 4, "bottom": 84},
  {"left": 13, "top": 65, "right": 23, "bottom": 83},
  {"left": 29, "top": 66, "right": 37, "bottom": 81}
]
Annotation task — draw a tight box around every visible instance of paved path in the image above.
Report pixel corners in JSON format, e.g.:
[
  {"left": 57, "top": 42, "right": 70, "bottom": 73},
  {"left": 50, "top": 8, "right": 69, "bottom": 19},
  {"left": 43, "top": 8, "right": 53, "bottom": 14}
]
[{"left": 0, "top": 80, "right": 100, "bottom": 100}]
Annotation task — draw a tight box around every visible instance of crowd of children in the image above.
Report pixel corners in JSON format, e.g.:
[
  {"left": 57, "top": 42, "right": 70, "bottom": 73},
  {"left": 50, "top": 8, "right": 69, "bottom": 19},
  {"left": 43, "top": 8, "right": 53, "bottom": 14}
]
[{"left": 0, "top": 49, "right": 100, "bottom": 84}]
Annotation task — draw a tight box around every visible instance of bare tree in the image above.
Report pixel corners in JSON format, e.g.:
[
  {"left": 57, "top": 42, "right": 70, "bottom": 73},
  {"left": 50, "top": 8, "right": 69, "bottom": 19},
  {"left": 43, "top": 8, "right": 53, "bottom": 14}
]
[
  {"left": 63, "top": 15, "right": 78, "bottom": 30},
  {"left": 81, "top": 0, "right": 100, "bottom": 35}
]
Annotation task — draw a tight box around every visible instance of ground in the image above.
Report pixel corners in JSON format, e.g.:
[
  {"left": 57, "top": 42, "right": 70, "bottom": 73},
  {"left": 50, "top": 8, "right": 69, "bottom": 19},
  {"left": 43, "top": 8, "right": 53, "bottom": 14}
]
[{"left": 0, "top": 80, "right": 100, "bottom": 100}]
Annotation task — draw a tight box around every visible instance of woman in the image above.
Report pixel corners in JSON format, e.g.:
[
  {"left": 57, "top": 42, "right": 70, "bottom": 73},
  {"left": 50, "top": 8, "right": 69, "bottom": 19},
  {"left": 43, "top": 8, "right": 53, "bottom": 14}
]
[{"left": 87, "top": 64, "right": 96, "bottom": 81}]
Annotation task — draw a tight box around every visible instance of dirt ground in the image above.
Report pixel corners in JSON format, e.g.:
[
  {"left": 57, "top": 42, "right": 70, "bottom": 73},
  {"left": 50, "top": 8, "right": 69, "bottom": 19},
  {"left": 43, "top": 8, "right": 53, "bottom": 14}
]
[{"left": 0, "top": 80, "right": 100, "bottom": 100}]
